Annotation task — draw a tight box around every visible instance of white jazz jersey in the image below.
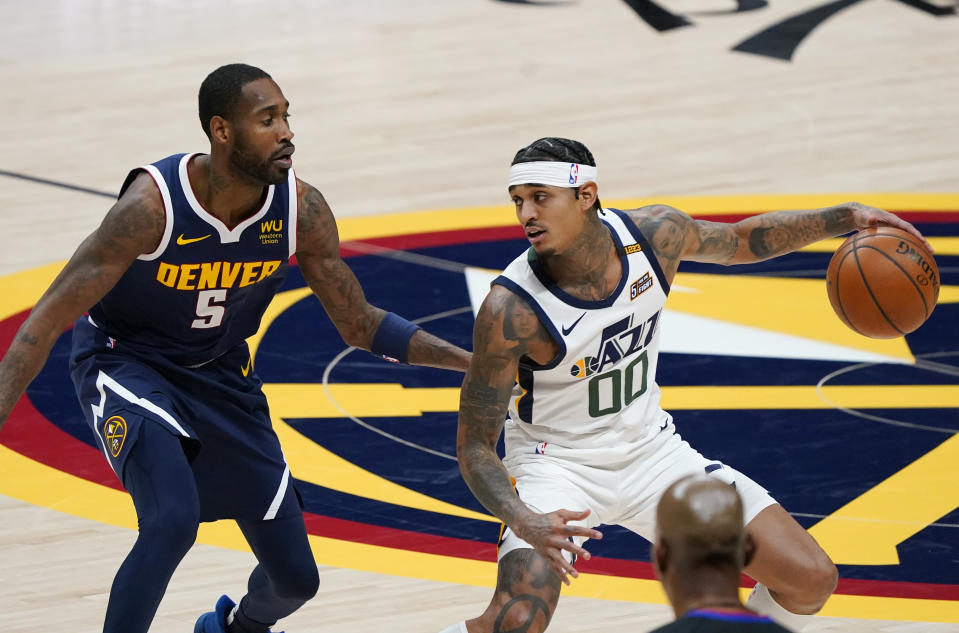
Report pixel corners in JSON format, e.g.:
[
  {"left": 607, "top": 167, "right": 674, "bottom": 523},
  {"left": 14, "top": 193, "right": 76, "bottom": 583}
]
[{"left": 494, "top": 208, "right": 673, "bottom": 464}]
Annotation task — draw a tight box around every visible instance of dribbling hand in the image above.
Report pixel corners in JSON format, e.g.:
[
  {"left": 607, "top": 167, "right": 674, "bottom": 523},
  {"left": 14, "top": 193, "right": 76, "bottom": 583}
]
[
  {"left": 847, "top": 202, "right": 933, "bottom": 253},
  {"left": 512, "top": 508, "right": 603, "bottom": 585}
]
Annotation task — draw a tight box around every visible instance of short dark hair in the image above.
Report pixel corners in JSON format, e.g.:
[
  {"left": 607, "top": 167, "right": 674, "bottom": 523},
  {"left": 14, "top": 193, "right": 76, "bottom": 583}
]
[
  {"left": 511, "top": 137, "right": 596, "bottom": 167},
  {"left": 511, "top": 137, "right": 601, "bottom": 212},
  {"left": 198, "top": 63, "right": 272, "bottom": 139}
]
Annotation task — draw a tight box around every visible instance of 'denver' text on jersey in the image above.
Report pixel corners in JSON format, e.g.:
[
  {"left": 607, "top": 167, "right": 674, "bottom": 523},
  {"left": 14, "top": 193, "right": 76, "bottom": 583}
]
[{"left": 87, "top": 153, "right": 297, "bottom": 366}]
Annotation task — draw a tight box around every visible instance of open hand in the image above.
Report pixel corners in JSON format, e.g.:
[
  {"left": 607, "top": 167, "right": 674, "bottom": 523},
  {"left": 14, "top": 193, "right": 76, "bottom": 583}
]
[{"left": 512, "top": 508, "right": 603, "bottom": 585}]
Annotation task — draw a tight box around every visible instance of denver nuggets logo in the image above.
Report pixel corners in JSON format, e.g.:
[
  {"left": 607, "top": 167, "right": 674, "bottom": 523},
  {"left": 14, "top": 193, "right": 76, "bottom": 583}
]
[{"left": 103, "top": 416, "right": 127, "bottom": 458}]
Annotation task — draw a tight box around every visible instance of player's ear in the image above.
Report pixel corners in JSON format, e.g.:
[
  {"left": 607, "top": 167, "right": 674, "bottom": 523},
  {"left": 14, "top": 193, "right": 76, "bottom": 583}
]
[
  {"left": 209, "top": 115, "right": 231, "bottom": 145},
  {"left": 652, "top": 540, "right": 669, "bottom": 577},
  {"left": 742, "top": 533, "right": 757, "bottom": 568},
  {"left": 578, "top": 181, "right": 597, "bottom": 212}
]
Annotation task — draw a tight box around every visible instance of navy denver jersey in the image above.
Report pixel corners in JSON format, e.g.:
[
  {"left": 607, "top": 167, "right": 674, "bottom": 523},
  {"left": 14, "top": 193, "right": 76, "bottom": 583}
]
[
  {"left": 89, "top": 153, "right": 297, "bottom": 366},
  {"left": 70, "top": 152, "right": 301, "bottom": 521}
]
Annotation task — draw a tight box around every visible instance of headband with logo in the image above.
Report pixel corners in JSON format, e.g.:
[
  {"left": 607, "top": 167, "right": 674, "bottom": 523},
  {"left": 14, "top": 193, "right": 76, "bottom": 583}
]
[{"left": 508, "top": 161, "right": 598, "bottom": 188}]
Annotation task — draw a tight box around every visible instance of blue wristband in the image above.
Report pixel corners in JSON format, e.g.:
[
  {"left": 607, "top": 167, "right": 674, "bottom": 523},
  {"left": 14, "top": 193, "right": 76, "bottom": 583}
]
[{"left": 370, "top": 312, "right": 421, "bottom": 364}]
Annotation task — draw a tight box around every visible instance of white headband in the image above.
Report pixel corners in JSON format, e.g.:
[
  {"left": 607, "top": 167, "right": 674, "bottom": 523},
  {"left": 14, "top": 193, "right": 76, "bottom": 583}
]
[{"left": 508, "top": 161, "right": 598, "bottom": 188}]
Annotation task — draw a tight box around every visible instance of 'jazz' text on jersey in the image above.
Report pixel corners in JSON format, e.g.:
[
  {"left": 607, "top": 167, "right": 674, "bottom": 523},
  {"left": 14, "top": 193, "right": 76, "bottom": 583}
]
[{"left": 570, "top": 310, "right": 661, "bottom": 379}]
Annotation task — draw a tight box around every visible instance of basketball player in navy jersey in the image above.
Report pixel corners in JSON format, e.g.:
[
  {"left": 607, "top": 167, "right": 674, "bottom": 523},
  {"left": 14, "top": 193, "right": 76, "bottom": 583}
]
[
  {"left": 650, "top": 474, "right": 794, "bottom": 632},
  {"left": 0, "top": 63, "right": 470, "bottom": 633},
  {"left": 439, "top": 138, "right": 927, "bottom": 633}
]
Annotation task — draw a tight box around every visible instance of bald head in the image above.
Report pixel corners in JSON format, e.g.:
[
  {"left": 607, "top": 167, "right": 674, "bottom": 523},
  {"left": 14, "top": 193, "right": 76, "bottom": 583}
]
[{"left": 655, "top": 474, "right": 749, "bottom": 572}]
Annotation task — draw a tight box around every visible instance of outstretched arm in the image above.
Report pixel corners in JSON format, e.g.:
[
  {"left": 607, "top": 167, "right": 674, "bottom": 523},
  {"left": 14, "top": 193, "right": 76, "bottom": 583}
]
[
  {"left": 630, "top": 202, "right": 930, "bottom": 280},
  {"left": 458, "top": 285, "right": 601, "bottom": 583},
  {"left": 294, "top": 180, "right": 470, "bottom": 371},
  {"left": 0, "top": 172, "right": 165, "bottom": 429}
]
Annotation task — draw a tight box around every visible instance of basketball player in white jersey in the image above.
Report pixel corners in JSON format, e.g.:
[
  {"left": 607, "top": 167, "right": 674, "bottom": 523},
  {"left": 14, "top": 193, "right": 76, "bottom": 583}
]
[{"left": 439, "top": 138, "right": 928, "bottom": 633}]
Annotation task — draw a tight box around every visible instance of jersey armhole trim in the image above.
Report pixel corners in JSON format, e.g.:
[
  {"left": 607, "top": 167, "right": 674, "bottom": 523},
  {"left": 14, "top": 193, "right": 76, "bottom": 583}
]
[
  {"left": 136, "top": 164, "right": 174, "bottom": 262},
  {"left": 491, "top": 276, "right": 566, "bottom": 370},
  {"left": 607, "top": 207, "right": 671, "bottom": 295},
  {"left": 288, "top": 170, "right": 298, "bottom": 260}
]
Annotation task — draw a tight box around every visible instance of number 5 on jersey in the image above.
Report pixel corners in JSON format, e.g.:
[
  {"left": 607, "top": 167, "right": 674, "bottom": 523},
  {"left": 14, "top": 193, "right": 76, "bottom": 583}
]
[{"left": 193, "top": 289, "right": 227, "bottom": 329}]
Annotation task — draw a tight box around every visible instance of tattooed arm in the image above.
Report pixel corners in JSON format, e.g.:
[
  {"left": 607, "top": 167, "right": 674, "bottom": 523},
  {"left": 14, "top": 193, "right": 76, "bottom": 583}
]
[
  {"left": 294, "top": 180, "right": 470, "bottom": 371},
  {"left": 628, "top": 202, "right": 929, "bottom": 282},
  {"left": 0, "top": 172, "right": 165, "bottom": 429},
  {"left": 457, "top": 285, "right": 601, "bottom": 583}
]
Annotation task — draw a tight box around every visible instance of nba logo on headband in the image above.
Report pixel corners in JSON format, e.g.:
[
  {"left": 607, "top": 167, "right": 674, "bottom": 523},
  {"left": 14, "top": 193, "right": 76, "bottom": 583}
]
[{"left": 508, "top": 161, "right": 598, "bottom": 188}]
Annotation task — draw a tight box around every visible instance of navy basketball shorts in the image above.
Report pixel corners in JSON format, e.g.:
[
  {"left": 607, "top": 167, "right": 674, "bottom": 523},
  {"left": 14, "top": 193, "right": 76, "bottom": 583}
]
[{"left": 69, "top": 317, "right": 300, "bottom": 522}]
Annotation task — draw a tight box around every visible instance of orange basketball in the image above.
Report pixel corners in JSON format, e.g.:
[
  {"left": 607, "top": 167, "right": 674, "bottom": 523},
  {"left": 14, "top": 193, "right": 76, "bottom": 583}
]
[{"left": 826, "top": 226, "right": 939, "bottom": 339}]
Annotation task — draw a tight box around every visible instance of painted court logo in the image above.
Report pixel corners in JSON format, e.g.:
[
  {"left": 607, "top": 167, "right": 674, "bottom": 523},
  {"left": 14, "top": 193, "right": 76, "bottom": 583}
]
[
  {"left": 0, "top": 200, "right": 955, "bottom": 619},
  {"left": 103, "top": 416, "right": 127, "bottom": 458},
  {"left": 495, "top": 0, "right": 956, "bottom": 61}
]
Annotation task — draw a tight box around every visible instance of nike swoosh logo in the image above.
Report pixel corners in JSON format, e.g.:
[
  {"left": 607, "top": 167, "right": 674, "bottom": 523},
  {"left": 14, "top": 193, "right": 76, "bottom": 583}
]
[
  {"left": 177, "top": 233, "right": 212, "bottom": 246},
  {"left": 241, "top": 356, "right": 252, "bottom": 377},
  {"left": 561, "top": 312, "right": 587, "bottom": 336}
]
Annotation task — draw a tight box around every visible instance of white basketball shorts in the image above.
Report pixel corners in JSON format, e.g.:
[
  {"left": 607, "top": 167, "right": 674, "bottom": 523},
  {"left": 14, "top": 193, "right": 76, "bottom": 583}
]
[{"left": 498, "top": 421, "right": 776, "bottom": 562}]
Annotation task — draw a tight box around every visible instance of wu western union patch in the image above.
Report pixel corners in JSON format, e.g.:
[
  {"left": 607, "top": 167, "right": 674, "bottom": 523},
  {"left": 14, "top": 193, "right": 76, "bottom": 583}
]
[{"left": 104, "top": 415, "right": 127, "bottom": 458}]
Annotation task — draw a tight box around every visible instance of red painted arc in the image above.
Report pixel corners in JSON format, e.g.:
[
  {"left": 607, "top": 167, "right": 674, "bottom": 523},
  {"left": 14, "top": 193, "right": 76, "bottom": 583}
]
[
  {"left": 3, "top": 320, "right": 959, "bottom": 600},
  {"left": 331, "top": 210, "right": 959, "bottom": 261},
  {"left": 2, "top": 211, "right": 959, "bottom": 602}
]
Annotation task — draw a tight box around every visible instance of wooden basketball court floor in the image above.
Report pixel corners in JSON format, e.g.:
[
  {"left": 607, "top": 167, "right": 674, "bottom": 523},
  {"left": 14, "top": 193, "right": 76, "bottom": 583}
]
[{"left": 1, "top": 1, "right": 957, "bottom": 631}]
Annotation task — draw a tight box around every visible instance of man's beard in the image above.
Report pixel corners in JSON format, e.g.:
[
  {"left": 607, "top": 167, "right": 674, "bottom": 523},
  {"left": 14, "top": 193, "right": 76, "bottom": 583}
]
[{"left": 229, "top": 137, "right": 287, "bottom": 185}]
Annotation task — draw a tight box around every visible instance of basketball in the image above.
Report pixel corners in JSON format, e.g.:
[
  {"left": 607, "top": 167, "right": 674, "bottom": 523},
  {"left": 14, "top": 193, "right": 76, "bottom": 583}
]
[{"left": 826, "top": 226, "right": 939, "bottom": 339}]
